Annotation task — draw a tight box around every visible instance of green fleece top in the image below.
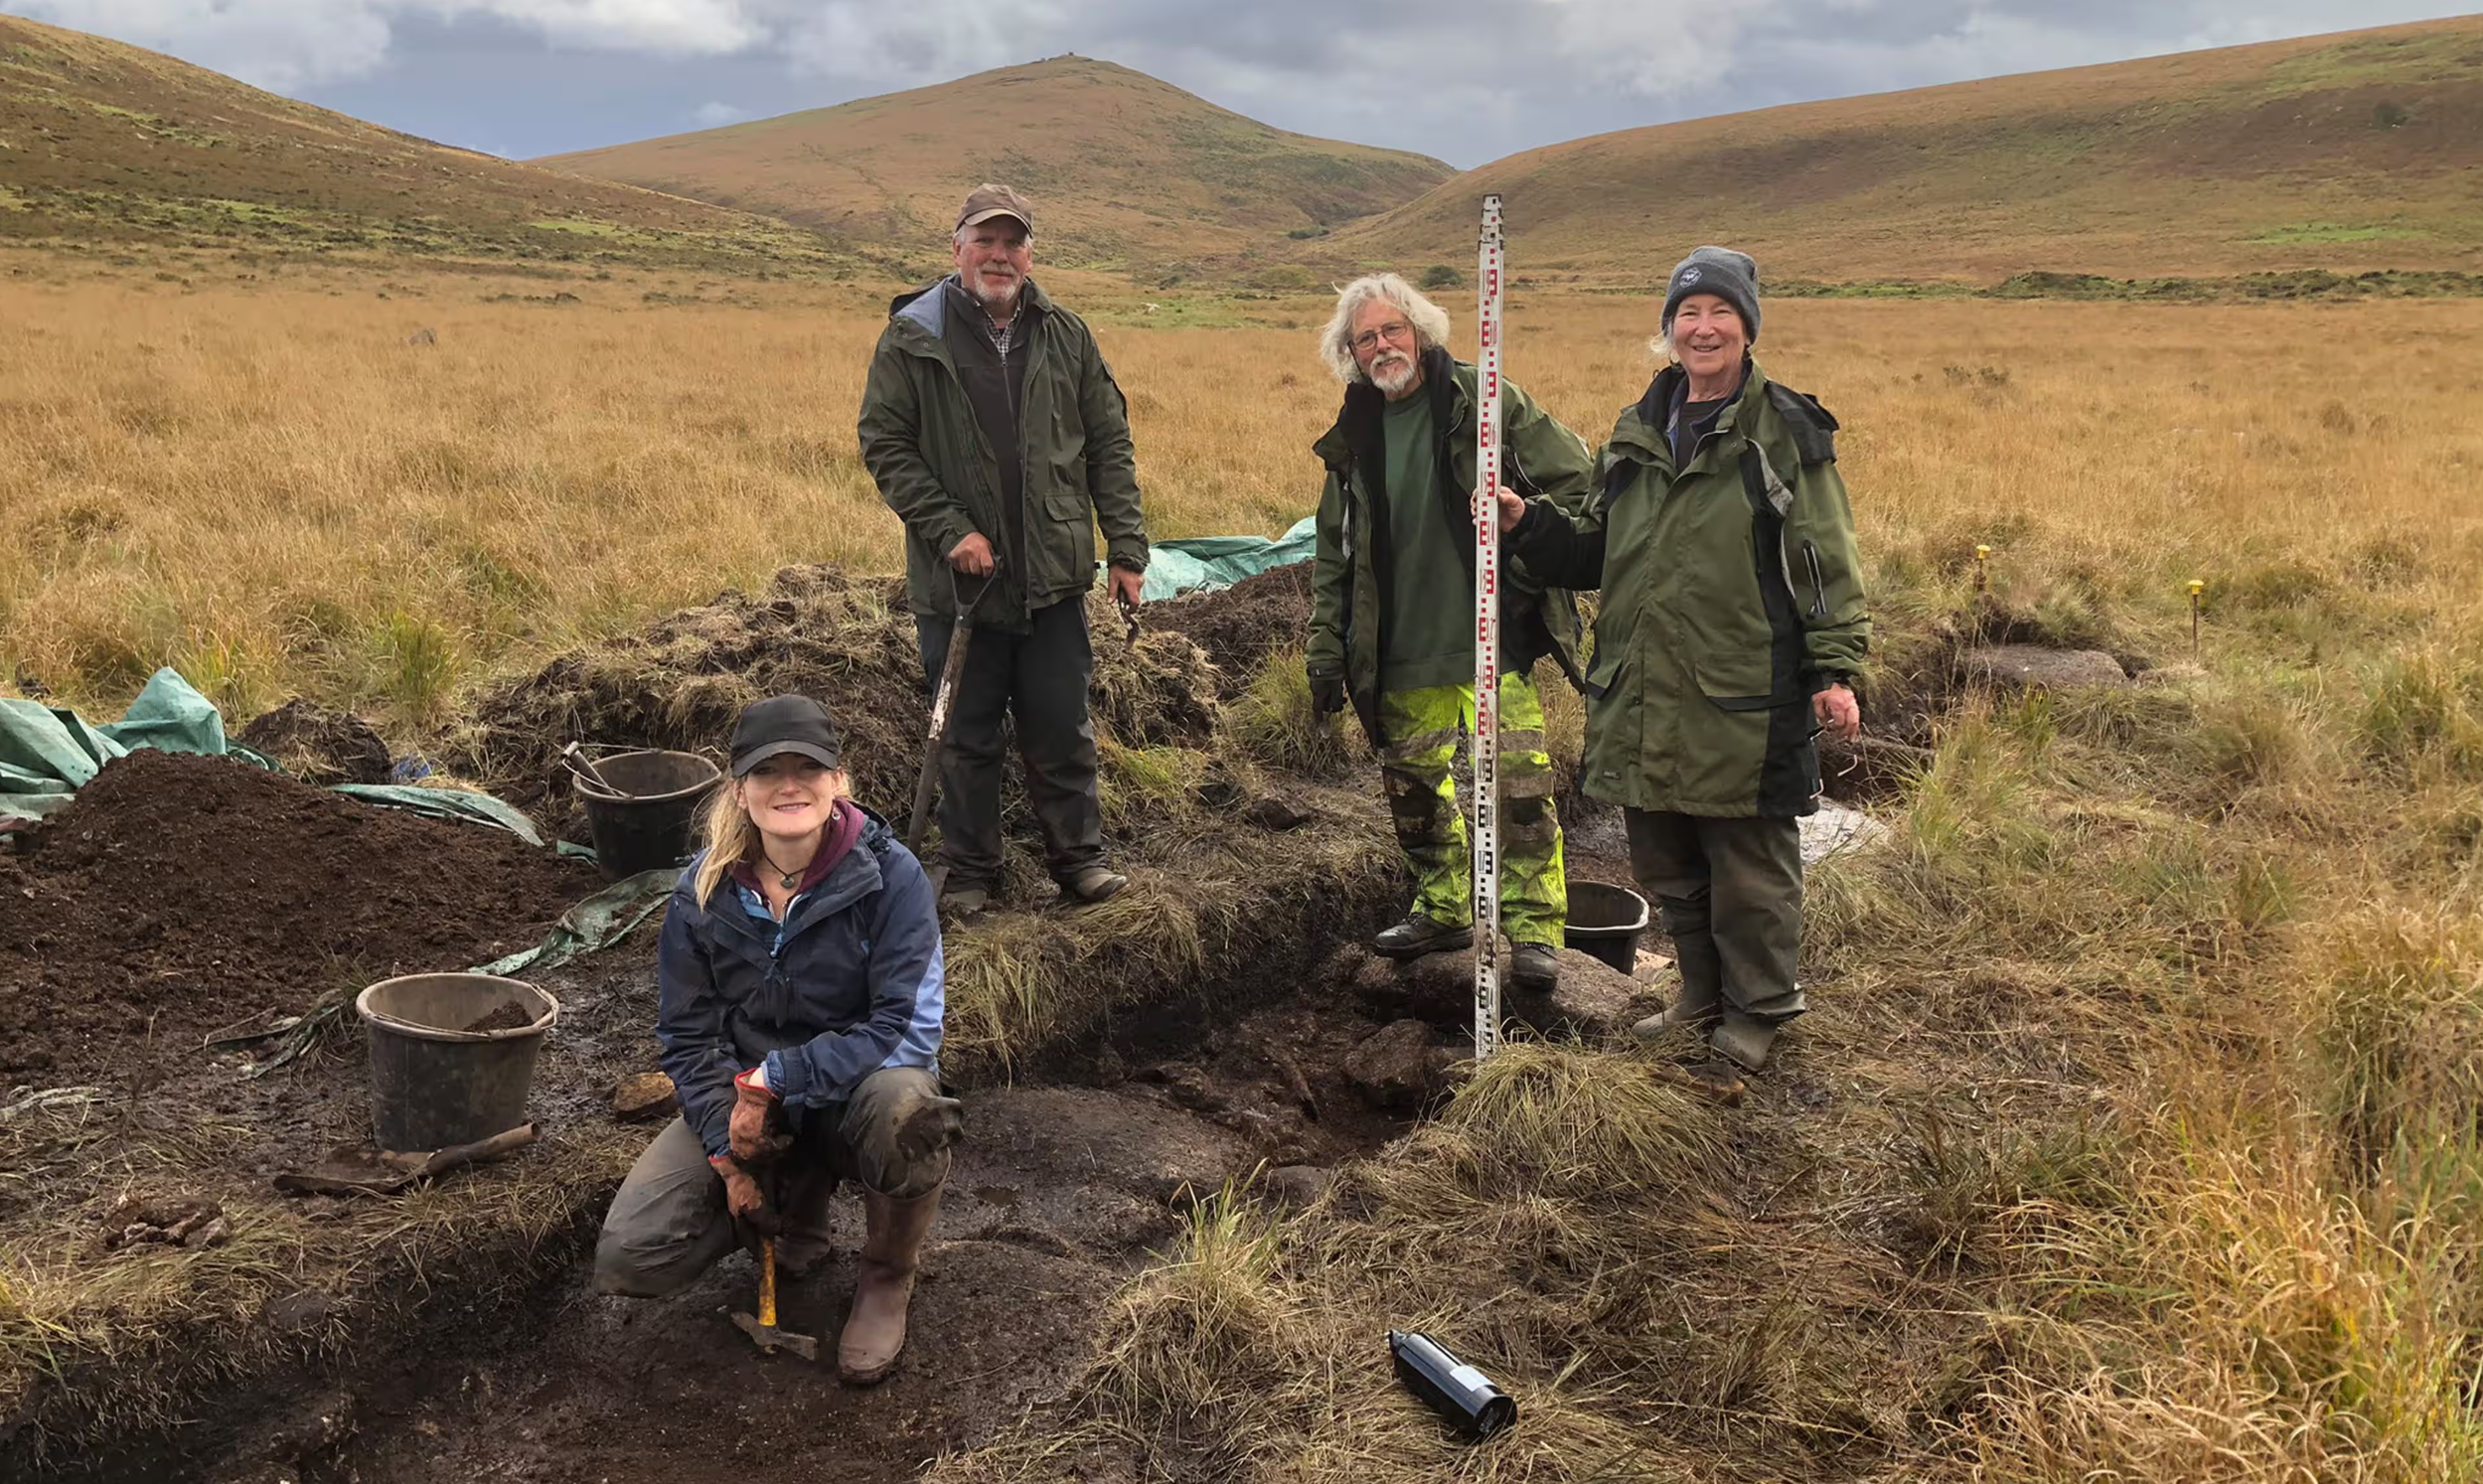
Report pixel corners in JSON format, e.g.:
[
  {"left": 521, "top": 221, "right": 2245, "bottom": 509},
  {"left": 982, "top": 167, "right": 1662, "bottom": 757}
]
[{"left": 1380, "top": 392, "right": 1472, "bottom": 690}]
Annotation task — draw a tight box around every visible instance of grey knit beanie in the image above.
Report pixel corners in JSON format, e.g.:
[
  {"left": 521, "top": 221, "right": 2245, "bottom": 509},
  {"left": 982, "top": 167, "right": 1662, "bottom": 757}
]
[{"left": 1661, "top": 246, "right": 1761, "bottom": 343}]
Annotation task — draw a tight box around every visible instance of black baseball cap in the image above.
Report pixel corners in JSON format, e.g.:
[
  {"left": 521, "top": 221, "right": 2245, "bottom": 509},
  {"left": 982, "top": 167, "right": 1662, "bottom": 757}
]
[{"left": 729, "top": 694, "right": 843, "bottom": 777}]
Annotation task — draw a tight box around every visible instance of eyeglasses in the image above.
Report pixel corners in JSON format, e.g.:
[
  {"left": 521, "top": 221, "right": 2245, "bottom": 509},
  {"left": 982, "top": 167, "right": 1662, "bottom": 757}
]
[{"left": 1350, "top": 320, "right": 1415, "bottom": 354}]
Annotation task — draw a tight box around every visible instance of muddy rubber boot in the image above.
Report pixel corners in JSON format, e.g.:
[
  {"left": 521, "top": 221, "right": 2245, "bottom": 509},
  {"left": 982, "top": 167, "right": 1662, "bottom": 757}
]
[
  {"left": 838, "top": 1185, "right": 940, "bottom": 1385},
  {"left": 1709, "top": 1009, "right": 1783, "bottom": 1073},
  {"left": 1631, "top": 967, "right": 1721, "bottom": 1043},
  {"left": 1508, "top": 943, "right": 1559, "bottom": 993}
]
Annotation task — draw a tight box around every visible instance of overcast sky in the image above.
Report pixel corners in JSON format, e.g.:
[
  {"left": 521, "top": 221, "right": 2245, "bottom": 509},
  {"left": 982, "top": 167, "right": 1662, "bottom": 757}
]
[{"left": 9, "top": 1, "right": 2473, "bottom": 167}]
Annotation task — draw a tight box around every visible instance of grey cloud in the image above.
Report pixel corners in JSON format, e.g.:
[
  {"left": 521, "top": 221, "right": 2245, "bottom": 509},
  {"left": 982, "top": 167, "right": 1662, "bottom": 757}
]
[{"left": 8, "top": 0, "right": 2471, "bottom": 166}]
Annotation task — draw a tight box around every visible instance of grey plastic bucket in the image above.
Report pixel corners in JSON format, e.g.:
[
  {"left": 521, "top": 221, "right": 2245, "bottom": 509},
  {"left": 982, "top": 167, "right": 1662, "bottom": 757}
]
[
  {"left": 1563, "top": 881, "right": 1651, "bottom": 974},
  {"left": 575, "top": 748, "right": 719, "bottom": 879},
  {"left": 357, "top": 973, "right": 558, "bottom": 1152}
]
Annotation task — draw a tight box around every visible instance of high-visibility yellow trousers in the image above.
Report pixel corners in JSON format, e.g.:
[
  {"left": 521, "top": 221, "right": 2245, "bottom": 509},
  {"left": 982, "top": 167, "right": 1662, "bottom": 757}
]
[{"left": 1376, "top": 674, "right": 1566, "bottom": 948}]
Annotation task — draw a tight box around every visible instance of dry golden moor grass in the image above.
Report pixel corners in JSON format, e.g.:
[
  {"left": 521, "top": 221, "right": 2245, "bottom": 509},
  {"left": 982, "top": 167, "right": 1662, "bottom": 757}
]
[{"left": 8, "top": 253, "right": 2483, "bottom": 1480}]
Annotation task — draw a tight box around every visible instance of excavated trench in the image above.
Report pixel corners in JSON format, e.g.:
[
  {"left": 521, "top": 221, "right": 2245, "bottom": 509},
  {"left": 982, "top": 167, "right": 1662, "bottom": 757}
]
[
  {"left": 9, "top": 561, "right": 1947, "bottom": 1481},
  {"left": 6, "top": 734, "right": 1475, "bottom": 1483},
  {"left": 38, "top": 889, "right": 1458, "bottom": 1484}
]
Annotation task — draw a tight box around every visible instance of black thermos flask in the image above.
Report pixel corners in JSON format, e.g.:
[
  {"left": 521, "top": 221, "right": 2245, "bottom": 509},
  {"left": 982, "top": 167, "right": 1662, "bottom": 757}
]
[{"left": 1387, "top": 1329, "right": 1518, "bottom": 1440}]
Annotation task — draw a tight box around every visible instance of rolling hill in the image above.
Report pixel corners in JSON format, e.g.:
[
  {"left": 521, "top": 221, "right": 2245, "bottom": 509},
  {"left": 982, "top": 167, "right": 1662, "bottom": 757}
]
[
  {"left": 535, "top": 56, "right": 1454, "bottom": 272},
  {"left": 0, "top": 14, "right": 838, "bottom": 268},
  {"left": 1334, "top": 17, "right": 2483, "bottom": 287}
]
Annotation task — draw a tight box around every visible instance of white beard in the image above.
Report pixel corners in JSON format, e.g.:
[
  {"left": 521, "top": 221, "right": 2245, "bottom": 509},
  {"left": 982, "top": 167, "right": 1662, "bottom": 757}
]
[{"left": 1369, "top": 354, "right": 1418, "bottom": 396}]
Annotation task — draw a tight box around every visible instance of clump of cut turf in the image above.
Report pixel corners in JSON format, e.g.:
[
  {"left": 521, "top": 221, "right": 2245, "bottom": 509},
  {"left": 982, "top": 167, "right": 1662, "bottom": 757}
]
[{"left": 443, "top": 565, "right": 1223, "bottom": 820}]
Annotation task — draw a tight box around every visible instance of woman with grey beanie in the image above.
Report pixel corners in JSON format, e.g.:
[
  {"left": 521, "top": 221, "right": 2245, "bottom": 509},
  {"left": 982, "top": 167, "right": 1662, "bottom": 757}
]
[{"left": 1496, "top": 246, "right": 1871, "bottom": 1096}]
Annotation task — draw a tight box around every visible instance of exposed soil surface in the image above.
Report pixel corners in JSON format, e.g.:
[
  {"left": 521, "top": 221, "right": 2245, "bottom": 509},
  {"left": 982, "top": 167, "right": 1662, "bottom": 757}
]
[
  {"left": 1147, "top": 562, "right": 1313, "bottom": 696},
  {"left": 44, "top": 927, "right": 1461, "bottom": 1484},
  {"left": 0, "top": 749, "right": 594, "bottom": 1081},
  {"left": 291, "top": 1063, "right": 1381, "bottom": 1484}
]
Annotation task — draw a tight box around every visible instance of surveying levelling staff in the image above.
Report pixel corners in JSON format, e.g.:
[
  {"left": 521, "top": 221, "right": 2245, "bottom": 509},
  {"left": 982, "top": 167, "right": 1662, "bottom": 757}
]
[
  {"left": 1304, "top": 272, "right": 1597, "bottom": 993},
  {"left": 1499, "top": 247, "right": 1869, "bottom": 1092},
  {"left": 858, "top": 183, "right": 1150, "bottom": 918}
]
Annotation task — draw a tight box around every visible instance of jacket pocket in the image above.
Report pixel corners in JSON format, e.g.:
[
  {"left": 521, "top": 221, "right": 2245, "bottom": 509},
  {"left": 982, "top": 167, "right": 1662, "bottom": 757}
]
[
  {"left": 1582, "top": 651, "right": 1627, "bottom": 703},
  {"left": 1041, "top": 487, "right": 1098, "bottom": 586},
  {"left": 1694, "top": 656, "right": 1798, "bottom": 711},
  {"left": 1582, "top": 620, "right": 1629, "bottom": 700}
]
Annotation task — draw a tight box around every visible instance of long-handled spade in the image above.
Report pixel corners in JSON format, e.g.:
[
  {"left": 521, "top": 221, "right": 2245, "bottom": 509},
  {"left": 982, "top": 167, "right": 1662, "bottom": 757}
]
[{"left": 906, "top": 569, "right": 996, "bottom": 857}]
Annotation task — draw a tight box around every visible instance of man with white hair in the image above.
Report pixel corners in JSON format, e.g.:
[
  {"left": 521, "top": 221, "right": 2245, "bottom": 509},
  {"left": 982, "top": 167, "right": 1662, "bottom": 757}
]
[{"left": 1305, "top": 273, "right": 1595, "bottom": 990}]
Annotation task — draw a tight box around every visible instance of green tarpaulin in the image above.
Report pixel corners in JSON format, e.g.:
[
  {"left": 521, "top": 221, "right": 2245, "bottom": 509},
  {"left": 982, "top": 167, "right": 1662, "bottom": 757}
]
[
  {"left": 1, "top": 668, "right": 249, "bottom": 821},
  {"left": 1, "top": 668, "right": 547, "bottom": 846},
  {"left": 1139, "top": 515, "right": 1316, "bottom": 603},
  {"left": 473, "top": 868, "right": 680, "bottom": 977}
]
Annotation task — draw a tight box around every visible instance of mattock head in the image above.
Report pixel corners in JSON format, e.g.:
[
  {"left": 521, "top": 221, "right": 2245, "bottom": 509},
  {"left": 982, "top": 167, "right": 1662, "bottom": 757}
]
[{"left": 732, "top": 1308, "right": 821, "bottom": 1361}]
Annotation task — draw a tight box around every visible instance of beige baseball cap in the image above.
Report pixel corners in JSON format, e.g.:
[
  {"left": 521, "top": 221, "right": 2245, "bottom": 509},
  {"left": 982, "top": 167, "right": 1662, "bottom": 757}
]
[{"left": 956, "top": 182, "right": 1033, "bottom": 235}]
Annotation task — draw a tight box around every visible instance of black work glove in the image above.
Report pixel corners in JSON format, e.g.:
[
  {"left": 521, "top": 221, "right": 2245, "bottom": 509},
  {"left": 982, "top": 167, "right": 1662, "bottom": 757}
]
[{"left": 1308, "top": 669, "right": 1347, "bottom": 717}]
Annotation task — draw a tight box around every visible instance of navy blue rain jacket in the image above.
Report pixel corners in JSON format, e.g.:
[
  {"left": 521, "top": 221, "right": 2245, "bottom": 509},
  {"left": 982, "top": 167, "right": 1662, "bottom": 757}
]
[{"left": 655, "top": 809, "right": 945, "bottom": 1161}]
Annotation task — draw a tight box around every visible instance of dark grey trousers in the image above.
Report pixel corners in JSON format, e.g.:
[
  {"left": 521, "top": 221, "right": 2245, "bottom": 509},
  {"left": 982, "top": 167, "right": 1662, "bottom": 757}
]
[
  {"left": 1625, "top": 808, "right": 1807, "bottom": 1027},
  {"left": 593, "top": 1066, "right": 950, "bottom": 1298},
  {"left": 915, "top": 595, "right": 1104, "bottom": 890}
]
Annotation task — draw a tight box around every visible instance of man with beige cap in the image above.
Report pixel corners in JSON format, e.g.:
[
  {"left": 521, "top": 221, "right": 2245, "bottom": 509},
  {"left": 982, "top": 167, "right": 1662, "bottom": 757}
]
[{"left": 858, "top": 185, "right": 1150, "bottom": 916}]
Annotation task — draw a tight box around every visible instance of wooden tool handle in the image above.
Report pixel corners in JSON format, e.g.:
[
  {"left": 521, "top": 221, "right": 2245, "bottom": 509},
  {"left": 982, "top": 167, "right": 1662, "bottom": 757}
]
[{"left": 758, "top": 1239, "right": 778, "bottom": 1327}]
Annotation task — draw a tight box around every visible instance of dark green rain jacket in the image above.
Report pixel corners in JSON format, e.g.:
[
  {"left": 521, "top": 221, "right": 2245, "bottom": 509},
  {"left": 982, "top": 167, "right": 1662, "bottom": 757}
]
[
  {"left": 858, "top": 277, "right": 1148, "bottom": 625},
  {"left": 1512, "top": 359, "right": 1868, "bottom": 816}
]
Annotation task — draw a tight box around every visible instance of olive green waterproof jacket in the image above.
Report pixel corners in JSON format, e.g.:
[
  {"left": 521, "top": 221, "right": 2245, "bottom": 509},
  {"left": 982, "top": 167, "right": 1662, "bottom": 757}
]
[
  {"left": 1511, "top": 359, "right": 1868, "bottom": 816},
  {"left": 858, "top": 277, "right": 1148, "bottom": 625},
  {"left": 1305, "top": 346, "right": 1596, "bottom": 745}
]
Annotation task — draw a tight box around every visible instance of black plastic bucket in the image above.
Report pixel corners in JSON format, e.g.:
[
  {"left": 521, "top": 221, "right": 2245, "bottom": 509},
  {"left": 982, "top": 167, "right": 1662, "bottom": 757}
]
[
  {"left": 357, "top": 973, "right": 558, "bottom": 1152},
  {"left": 1564, "top": 881, "right": 1651, "bottom": 974},
  {"left": 575, "top": 748, "right": 719, "bottom": 879}
]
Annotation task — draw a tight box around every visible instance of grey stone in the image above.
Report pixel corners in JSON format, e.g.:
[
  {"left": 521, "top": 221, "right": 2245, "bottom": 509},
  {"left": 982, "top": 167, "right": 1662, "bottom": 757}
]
[
  {"left": 1240, "top": 794, "right": 1313, "bottom": 831},
  {"left": 1260, "top": 1164, "right": 1334, "bottom": 1207}
]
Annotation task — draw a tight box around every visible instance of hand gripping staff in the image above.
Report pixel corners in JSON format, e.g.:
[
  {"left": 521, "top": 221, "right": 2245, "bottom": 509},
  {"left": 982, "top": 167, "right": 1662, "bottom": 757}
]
[{"left": 1471, "top": 194, "right": 1506, "bottom": 1062}]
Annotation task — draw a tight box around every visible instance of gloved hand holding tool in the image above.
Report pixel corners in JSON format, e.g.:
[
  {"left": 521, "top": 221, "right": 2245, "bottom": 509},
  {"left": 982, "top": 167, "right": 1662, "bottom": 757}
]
[
  {"left": 709, "top": 1153, "right": 781, "bottom": 1235},
  {"left": 717, "top": 1154, "right": 816, "bottom": 1361}
]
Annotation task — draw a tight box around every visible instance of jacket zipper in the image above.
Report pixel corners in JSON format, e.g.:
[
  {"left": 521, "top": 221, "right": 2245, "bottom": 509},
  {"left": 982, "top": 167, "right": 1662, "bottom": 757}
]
[{"left": 1802, "top": 539, "right": 1828, "bottom": 620}]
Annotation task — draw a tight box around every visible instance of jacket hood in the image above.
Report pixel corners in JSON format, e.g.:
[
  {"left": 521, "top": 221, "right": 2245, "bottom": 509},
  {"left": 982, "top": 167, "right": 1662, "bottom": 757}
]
[{"left": 887, "top": 275, "right": 1056, "bottom": 341}]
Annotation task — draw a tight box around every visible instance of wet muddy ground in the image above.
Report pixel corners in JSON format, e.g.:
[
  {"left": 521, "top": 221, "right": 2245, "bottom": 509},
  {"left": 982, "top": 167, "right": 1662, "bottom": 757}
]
[{"left": 156, "top": 927, "right": 1514, "bottom": 1484}]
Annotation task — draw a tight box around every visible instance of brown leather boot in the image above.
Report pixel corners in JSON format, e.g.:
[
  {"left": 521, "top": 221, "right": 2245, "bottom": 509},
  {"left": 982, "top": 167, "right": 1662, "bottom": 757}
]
[{"left": 837, "top": 1185, "right": 940, "bottom": 1384}]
